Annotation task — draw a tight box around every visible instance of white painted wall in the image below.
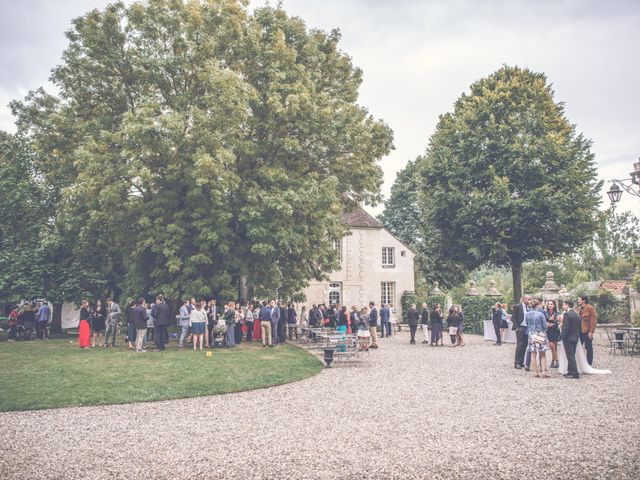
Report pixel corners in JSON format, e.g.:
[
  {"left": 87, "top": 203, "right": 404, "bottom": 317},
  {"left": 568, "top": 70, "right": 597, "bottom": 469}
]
[{"left": 302, "top": 227, "right": 415, "bottom": 312}]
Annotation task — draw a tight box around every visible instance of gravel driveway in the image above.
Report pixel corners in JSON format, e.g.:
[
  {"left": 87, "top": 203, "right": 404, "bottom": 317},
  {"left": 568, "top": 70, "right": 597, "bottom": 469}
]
[{"left": 1, "top": 333, "right": 638, "bottom": 479}]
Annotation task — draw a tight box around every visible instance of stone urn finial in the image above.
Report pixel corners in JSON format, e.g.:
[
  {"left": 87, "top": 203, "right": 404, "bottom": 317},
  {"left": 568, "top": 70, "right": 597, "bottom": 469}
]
[
  {"left": 541, "top": 271, "right": 560, "bottom": 301},
  {"left": 431, "top": 281, "right": 442, "bottom": 295},
  {"left": 559, "top": 284, "right": 567, "bottom": 295},
  {"left": 467, "top": 280, "right": 479, "bottom": 296},
  {"left": 486, "top": 279, "right": 501, "bottom": 296},
  {"left": 543, "top": 271, "right": 559, "bottom": 291}
]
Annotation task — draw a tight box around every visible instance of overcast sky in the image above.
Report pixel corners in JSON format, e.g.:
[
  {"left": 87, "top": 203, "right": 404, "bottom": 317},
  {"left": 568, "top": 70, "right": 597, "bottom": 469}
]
[{"left": 1, "top": 0, "right": 638, "bottom": 215}]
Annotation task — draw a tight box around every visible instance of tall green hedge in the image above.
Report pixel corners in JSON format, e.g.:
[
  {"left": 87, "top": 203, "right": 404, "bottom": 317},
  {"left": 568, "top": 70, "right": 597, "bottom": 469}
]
[
  {"left": 427, "top": 294, "right": 448, "bottom": 311},
  {"left": 400, "top": 291, "right": 417, "bottom": 322},
  {"left": 460, "top": 296, "right": 503, "bottom": 334}
]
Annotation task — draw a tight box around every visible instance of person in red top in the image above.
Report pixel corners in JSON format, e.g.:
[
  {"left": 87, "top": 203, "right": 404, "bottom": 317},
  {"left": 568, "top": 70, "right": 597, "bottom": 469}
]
[
  {"left": 7, "top": 306, "right": 18, "bottom": 341},
  {"left": 578, "top": 295, "right": 597, "bottom": 366}
]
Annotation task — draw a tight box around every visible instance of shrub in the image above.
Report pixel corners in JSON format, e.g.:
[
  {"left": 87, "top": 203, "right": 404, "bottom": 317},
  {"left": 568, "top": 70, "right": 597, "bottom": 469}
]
[
  {"left": 460, "top": 296, "right": 503, "bottom": 335},
  {"left": 574, "top": 287, "right": 629, "bottom": 324},
  {"left": 400, "top": 291, "right": 417, "bottom": 322},
  {"left": 427, "top": 293, "right": 448, "bottom": 311}
]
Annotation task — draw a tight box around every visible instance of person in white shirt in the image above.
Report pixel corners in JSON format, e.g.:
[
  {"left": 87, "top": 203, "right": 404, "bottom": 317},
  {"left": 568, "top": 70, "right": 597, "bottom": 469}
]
[{"left": 189, "top": 301, "right": 207, "bottom": 351}]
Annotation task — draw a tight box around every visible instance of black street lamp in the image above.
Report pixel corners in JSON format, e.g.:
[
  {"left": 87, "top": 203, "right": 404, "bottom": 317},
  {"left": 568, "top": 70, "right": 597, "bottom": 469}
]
[
  {"left": 606, "top": 158, "right": 640, "bottom": 208},
  {"left": 607, "top": 182, "right": 623, "bottom": 204}
]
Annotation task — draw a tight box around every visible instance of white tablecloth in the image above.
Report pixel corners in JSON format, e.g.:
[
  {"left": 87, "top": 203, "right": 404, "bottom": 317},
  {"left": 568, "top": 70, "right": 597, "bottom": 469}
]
[{"left": 483, "top": 320, "right": 516, "bottom": 343}]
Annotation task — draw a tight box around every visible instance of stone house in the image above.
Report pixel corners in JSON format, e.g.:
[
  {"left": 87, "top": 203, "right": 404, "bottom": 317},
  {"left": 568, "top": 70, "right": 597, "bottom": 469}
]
[{"left": 301, "top": 207, "right": 415, "bottom": 313}]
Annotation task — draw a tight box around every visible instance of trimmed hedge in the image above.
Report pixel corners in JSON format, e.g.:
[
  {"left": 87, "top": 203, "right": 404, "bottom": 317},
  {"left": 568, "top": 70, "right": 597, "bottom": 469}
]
[
  {"left": 460, "top": 296, "right": 503, "bottom": 335},
  {"left": 427, "top": 294, "right": 448, "bottom": 311},
  {"left": 400, "top": 291, "right": 418, "bottom": 322}
]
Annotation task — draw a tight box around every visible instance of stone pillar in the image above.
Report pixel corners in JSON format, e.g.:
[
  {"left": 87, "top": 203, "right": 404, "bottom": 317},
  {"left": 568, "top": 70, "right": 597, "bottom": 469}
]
[
  {"left": 541, "top": 271, "right": 560, "bottom": 303},
  {"left": 630, "top": 249, "right": 640, "bottom": 323}
]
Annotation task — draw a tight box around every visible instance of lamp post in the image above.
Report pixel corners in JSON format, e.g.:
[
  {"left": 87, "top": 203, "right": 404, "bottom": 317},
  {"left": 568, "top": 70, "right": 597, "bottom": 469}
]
[{"left": 606, "top": 158, "right": 640, "bottom": 209}]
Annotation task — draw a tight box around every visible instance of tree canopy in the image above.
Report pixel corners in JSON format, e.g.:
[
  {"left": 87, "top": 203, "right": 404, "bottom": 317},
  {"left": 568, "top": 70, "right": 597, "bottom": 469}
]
[
  {"left": 416, "top": 65, "right": 601, "bottom": 302},
  {"left": 5, "top": 0, "right": 393, "bottom": 304},
  {"left": 378, "top": 159, "right": 466, "bottom": 289}
]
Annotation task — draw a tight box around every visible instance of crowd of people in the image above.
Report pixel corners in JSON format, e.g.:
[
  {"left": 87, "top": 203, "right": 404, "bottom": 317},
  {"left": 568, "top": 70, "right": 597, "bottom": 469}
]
[
  {"left": 60, "top": 297, "right": 397, "bottom": 352},
  {"left": 3, "top": 297, "right": 471, "bottom": 351},
  {"left": 509, "top": 294, "right": 598, "bottom": 379},
  {"left": 5, "top": 301, "right": 51, "bottom": 342},
  {"left": 4, "top": 294, "right": 600, "bottom": 379}
]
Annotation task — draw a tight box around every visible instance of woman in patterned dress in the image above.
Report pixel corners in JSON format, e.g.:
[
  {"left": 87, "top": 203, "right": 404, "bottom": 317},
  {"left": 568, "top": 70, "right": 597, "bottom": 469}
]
[{"left": 526, "top": 299, "right": 550, "bottom": 378}]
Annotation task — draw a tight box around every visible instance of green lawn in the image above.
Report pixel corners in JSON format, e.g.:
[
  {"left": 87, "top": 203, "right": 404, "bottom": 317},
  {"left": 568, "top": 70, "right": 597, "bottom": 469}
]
[{"left": 0, "top": 338, "right": 322, "bottom": 412}]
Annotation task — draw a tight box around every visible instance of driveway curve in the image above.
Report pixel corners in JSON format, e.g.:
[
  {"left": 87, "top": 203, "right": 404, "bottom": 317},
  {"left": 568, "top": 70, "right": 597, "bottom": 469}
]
[{"left": 1, "top": 333, "right": 638, "bottom": 479}]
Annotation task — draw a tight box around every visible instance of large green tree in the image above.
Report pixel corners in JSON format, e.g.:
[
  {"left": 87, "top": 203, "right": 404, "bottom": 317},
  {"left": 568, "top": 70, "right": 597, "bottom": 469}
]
[
  {"left": 0, "top": 132, "right": 49, "bottom": 305},
  {"left": 417, "top": 65, "right": 601, "bottom": 303},
  {"left": 0, "top": 132, "right": 107, "bottom": 329},
  {"left": 378, "top": 159, "right": 467, "bottom": 289},
  {"left": 10, "top": 0, "right": 392, "bottom": 303}
]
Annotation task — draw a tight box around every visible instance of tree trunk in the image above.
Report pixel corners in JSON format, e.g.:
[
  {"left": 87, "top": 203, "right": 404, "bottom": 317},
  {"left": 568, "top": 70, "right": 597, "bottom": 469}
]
[
  {"left": 511, "top": 254, "right": 523, "bottom": 305},
  {"left": 50, "top": 302, "right": 63, "bottom": 334},
  {"left": 238, "top": 275, "right": 248, "bottom": 303}
]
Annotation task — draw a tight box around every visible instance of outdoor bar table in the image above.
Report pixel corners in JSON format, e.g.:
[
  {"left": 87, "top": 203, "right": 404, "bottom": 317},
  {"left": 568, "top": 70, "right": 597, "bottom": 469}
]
[{"left": 622, "top": 328, "right": 640, "bottom": 355}]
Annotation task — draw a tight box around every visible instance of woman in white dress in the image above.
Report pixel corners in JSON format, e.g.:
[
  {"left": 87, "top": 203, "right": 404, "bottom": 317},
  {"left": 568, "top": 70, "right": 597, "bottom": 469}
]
[{"left": 558, "top": 341, "right": 611, "bottom": 375}]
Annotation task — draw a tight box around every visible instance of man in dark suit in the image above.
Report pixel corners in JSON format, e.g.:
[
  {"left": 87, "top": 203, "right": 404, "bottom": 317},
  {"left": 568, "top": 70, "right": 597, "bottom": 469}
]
[
  {"left": 380, "top": 304, "right": 391, "bottom": 337},
  {"left": 511, "top": 295, "right": 531, "bottom": 368},
  {"left": 208, "top": 300, "right": 220, "bottom": 347},
  {"left": 278, "top": 301, "right": 287, "bottom": 344},
  {"left": 369, "top": 302, "right": 379, "bottom": 348},
  {"left": 561, "top": 299, "right": 581, "bottom": 379},
  {"left": 407, "top": 304, "right": 420, "bottom": 344},
  {"left": 153, "top": 295, "right": 171, "bottom": 351},
  {"left": 492, "top": 303, "right": 503, "bottom": 346}
]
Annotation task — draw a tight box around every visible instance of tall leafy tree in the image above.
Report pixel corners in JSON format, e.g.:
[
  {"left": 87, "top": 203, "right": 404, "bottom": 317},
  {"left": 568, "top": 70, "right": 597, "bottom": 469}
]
[
  {"left": 0, "top": 133, "right": 49, "bottom": 305},
  {"left": 417, "top": 65, "right": 601, "bottom": 303},
  {"left": 0, "top": 132, "right": 107, "bottom": 328},
  {"left": 11, "top": 0, "right": 392, "bottom": 303},
  {"left": 378, "top": 160, "right": 466, "bottom": 289}
]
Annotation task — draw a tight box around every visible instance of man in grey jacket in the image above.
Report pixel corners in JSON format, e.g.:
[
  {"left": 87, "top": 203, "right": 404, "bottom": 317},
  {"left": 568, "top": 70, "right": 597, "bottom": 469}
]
[
  {"left": 270, "top": 300, "right": 280, "bottom": 346},
  {"left": 104, "top": 298, "right": 121, "bottom": 348}
]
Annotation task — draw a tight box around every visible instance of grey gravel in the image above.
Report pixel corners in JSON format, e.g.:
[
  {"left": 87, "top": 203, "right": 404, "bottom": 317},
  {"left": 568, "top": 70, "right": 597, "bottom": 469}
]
[{"left": 1, "top": 332, "right": 639, "bottom": 479}]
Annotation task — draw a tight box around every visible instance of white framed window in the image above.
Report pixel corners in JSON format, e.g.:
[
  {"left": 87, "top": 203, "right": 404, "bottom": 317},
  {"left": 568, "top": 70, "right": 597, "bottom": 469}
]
[
  {"left": 333, "top": 239, "right": 342, "bottom": 263},
  {"left": 381, "top": 282, "right": 396, "bottom": 309},
  {"left": 329, "top": 282, "right": 341, "bottom": 306},
  {"left": 382, "top": 247, "right": 395, "bottom": 267}
]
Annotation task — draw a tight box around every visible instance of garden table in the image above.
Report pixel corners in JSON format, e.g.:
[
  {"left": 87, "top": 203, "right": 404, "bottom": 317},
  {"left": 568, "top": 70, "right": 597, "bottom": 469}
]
[{"left": 622, "top": 328, "right": 640, "bottom": 355}]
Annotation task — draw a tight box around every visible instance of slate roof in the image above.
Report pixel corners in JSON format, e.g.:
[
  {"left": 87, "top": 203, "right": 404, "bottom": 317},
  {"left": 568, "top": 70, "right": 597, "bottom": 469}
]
[{"left": 341, "top": 207, "right": 384, "bottom": 228}]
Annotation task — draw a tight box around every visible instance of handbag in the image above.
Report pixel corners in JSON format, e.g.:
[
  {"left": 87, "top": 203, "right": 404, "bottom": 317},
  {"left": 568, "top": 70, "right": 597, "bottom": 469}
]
[
  {"left": 449, "top": 326, "right": 458, "bottom": 335},
  {"left": 531, "top": 332, "right": 546, "bottom": 343}
]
